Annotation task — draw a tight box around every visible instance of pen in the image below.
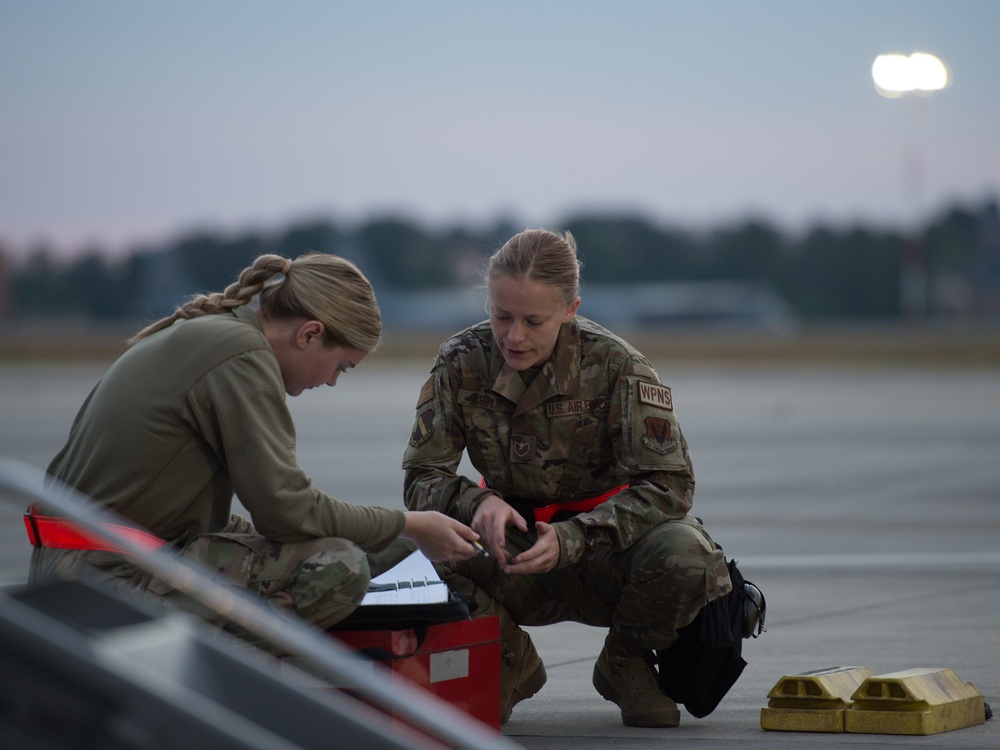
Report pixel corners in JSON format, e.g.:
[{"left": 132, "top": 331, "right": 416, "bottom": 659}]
[{"left": 472, "top": 539, "right": 490, "bottom": 557}]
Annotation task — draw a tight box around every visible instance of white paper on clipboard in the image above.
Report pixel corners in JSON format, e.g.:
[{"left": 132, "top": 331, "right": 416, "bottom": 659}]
[{"left": 362, "top": 550, "right": 449, "bottom": 605}]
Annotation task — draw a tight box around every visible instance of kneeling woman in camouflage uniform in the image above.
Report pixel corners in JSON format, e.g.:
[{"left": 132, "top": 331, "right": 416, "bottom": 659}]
[
  {"left": 403, "top": 229, "right": 732, "bottom": 727},
  {"left": 31, "top": 253, "right": 479, "bottom": 637}
]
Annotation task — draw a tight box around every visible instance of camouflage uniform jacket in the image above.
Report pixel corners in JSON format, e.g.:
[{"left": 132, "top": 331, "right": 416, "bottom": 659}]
[{"left": 403, "top": 315, "right": 695, "bottom": 567}]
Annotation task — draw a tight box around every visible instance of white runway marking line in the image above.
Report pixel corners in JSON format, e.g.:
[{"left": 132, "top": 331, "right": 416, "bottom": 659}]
[{"left": 738, "top": 551, "right": 1000, "bottom": 569}]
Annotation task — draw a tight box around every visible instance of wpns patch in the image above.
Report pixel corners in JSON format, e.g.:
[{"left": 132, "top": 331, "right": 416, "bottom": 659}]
[
  {"left": 641, "top": 416, "right": 678, "bottom": 455},
  {"left": 638, "top": 381, "right": 673, "bottom": 411},
  {"left": 409, "top": 409, "right": 435, "bottom": 447}
]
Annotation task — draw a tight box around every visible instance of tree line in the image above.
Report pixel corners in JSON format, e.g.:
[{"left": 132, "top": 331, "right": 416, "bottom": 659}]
[{"left": 4, "top": 198, "right": 998, "bottom": 325}]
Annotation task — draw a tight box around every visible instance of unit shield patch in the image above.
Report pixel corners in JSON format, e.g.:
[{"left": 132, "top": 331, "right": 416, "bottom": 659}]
[{"left": 641, "top": 416, "right": 677, "bottom": 455}]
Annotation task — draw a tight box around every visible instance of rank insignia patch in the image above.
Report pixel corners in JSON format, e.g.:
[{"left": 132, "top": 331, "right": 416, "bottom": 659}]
[
  {"left": 510, "top": 435, "right": 535, "bottom": 463},
  {"left": 409, "top": 409, "right": 434, "bottom": 447},
  {"left": 641, "top": 416, "right": 678, "bottom": 455}
]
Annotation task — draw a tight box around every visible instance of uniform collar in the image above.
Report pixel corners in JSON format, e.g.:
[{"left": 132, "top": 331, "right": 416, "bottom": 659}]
[
  {"left": 233, "top": 303, "right": 264, "bottom": 333},
  {"left": 491, "top": 317, "right": 582, "bottom": 413}
]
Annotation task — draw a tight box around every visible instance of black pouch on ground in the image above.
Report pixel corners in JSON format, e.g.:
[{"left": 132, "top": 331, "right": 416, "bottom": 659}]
[{"left": 656, "top": 558, "right": 766, "bottom": 718}]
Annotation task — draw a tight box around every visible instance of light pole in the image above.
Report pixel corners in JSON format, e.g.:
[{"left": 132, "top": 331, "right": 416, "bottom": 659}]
[{"left": 872, "top": 52, "right": 949, "bottom": 319}]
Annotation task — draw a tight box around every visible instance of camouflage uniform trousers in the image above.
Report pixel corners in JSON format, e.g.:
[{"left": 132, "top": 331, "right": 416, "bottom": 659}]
[
  {"left": 438, "top": 515, "right": 732, "bottom": 651},
  {"left": 151, "top": 533, "right": 375, "bottom": 639}
]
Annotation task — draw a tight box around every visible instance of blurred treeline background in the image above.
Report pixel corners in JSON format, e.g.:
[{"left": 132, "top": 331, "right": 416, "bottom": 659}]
[{"left": 2, "top": 198, "right": 999, "bottom": 365}]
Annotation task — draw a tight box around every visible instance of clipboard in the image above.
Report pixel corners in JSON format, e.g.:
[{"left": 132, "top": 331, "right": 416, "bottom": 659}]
[{"left": 332, "top": 550, "right": 470, "bottom": 631}]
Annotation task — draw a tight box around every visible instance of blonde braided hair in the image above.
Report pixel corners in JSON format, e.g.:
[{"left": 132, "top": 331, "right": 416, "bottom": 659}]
[{"left": 129, "top": 253, "right": 381, "bottom": 351}]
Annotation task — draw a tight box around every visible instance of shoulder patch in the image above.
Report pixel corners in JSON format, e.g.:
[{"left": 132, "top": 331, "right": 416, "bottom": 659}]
[
  {"left": 641, "top": 416, "right": 678, "bottom": 455},
  {"left": 409, "top": 409, "right": 435, "bottom": 447},
  {"left": 415, "top": 376, "right": 435, "bottom": 409},
  {"left": 637, "top": 380, "right": 673, "bottom": 411}
]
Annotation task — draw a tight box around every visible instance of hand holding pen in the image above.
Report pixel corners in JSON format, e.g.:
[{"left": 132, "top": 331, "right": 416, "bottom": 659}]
[{"left": 471, "top": 539, "right": 490, "bottom": 557}]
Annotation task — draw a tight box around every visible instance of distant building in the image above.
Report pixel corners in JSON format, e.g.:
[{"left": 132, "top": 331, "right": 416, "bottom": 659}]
[
  {"left": 379, "top": 281, "right": 797, "bottom": 333},
  {"left": 579, "top": 281, "right": 797, "bottom": 332}
]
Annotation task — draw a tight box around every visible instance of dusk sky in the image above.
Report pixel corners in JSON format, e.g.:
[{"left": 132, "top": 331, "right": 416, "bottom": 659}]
[{"left": 2, "top": 1, "right": 998, "bottom": 259}]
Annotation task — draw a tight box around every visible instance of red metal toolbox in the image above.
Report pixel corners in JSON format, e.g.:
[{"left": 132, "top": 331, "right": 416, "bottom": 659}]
[{"left": 331, "top": 615, "right": 501, "bottom": 731}]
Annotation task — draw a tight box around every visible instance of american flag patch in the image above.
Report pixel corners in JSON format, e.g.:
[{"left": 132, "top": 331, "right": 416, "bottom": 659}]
[{"left": 416, "top": 376, "right": 435, "bottom": 408}]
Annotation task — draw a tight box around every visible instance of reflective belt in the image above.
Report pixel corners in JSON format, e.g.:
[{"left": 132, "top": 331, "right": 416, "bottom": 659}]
[
  {"left": 478, "top": 479, "right": 628, "bottom": 524},
  {"left": 23, "top": 504, "right": 165, "bottom": 553}
]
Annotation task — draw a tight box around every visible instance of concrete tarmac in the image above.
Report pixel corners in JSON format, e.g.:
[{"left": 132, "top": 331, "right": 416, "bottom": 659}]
[{"left": 1, "top": 360, "right": 998, "bottom": 748}]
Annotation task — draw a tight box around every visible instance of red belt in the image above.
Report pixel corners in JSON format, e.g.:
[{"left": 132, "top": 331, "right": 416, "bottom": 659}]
[
  {"left": 479, "top": 480, "right": 628, "bottom": 524},
  {"left": 24, "top": 504, "right": 165, "bottom": 553}
]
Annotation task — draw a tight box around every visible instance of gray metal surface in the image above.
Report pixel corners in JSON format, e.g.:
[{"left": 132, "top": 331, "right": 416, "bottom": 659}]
[
  {"left": 1, "top": 579, "right": 430, "bottom": 750},
  {"left": 2, "top": 360, "right": 998, "bottom": 748}
]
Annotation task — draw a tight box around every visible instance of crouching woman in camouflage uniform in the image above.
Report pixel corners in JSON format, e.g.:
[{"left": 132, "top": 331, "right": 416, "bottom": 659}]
[
  {"left": 403, "top": 229, "right": 732, "bottom": 727},
  {"left": 30, "top": 252, "right": 480, "bottom": 639}
]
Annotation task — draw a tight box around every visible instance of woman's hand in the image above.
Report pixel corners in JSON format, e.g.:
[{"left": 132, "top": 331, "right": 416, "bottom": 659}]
[
  {"left": 502, "top": 522, "right": 559, "bottom": 576},
  {"left": 471, "top": 494, "right": 528, "bottom": 566},
  {"left": 400, "top": 511, "right": 480, "bottom": 562}
]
